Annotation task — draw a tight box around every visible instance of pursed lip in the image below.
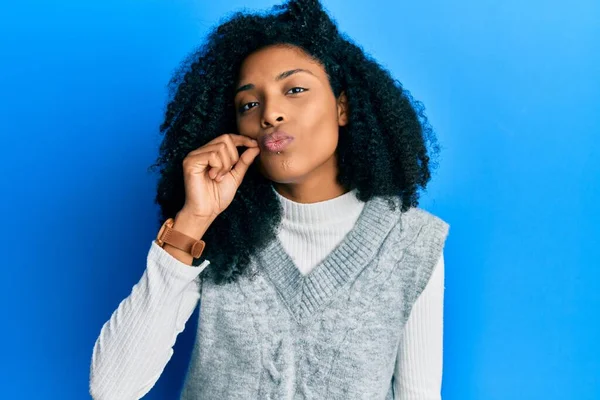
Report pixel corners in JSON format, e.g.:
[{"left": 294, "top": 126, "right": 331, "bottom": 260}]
[{"left": 259, "top": 130, "right": 295, "bottom": 149}]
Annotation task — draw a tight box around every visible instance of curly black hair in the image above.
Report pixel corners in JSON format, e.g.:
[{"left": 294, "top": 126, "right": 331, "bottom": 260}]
[{"left": 148, "top": 0, "right": 441, "bottom": 284}]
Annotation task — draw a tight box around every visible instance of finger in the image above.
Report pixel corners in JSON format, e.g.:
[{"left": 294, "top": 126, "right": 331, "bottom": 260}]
[
  {"left": 206, "top": 151, "right": 223, "bottom": 179},
  {"left": 194, "top": 134, "right": 257, "bottom": 152},
  {"left": 214, "top": 142, "right": 233, "bottom": 177},
  {"left": 188, "top": 142, "right": 228, "bottom": 157},
  {"left": 183, "top": 151, "right": 223, "bottom": 180},
  {"left": 188, "top": 143, "right": 233, "bottom": 177},
  {"left": 216, "top": 135, "right": 257, "bottom": 180},
  {"left": 229, "top": 133, "right": 259, "bottom": 149},
  {"left": 221, "top": 135, "right": 241, "bottom": 167},
  {"left": 188, "top": 134, "right": 256, "bottom": 159},
  {"left": 230, "top": 146, "right": 261, "bottom": 184},
  {"left": 184, "top": 151, "right": 219, "bottom": 175}
]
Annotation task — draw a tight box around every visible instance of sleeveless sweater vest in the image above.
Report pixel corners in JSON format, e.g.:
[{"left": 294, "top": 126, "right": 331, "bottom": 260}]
[{"left": 180, "top": 195, "right": 450, "bottom": 400}]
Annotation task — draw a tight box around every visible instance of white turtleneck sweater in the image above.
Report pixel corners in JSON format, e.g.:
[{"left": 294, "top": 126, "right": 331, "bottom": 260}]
[
  {"left": 272, "top": 187, "right": 444, "bottom": 399},
  {"left": 89, "top": 188, "right": 444, "bottom": 399}
]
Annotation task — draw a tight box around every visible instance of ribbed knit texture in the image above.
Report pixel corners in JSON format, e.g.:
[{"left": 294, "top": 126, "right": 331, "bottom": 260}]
[
  {"left": 272, "top": 186, "right": 366, "bottom": 275},
  {"left": 89, "top": 188, "right": 448, "bottom": 400}
]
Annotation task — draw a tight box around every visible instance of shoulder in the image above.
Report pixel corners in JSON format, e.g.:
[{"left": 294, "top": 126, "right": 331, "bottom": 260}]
[
  {"left": 400, "top": 206, "right": 450, "bottom": 232},
  {"left": 388, "top": 206, "right": 450, "bottom": 246},
  {"left": 396, "top": 207, "right": 449, "bottom": 301},
  {"left": 376, "top": 205, "right": 450, "bottom": 284}
]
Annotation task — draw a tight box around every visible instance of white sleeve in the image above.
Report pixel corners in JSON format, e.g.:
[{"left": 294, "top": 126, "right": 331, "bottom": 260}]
[
  {"left": 394, "top": 252, "right": 445, "bottom": 399},
  {"left": 89, "top": 240, "right": 210, "bottom": 400}
]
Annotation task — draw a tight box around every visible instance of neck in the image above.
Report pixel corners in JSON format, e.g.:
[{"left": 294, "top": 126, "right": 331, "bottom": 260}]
[
  {"left": 270, "top": 152, "right": 347, "bottom": 203},
  {"left": 272, "top": 184, "right": 363, "bottom": 225}
]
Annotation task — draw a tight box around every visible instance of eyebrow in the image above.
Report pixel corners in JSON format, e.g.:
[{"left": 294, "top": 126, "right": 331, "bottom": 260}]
[{"left": 234, "top": 68, "right": 315, "bottom": 96}]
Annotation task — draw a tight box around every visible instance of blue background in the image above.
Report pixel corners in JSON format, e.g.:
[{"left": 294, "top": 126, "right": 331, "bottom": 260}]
[{"left": 1, "top": 0, "right": 598, "bottom": 398}]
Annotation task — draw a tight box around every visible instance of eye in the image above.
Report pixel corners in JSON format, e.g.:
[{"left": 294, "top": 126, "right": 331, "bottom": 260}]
[
  {"left": 287, "top": 87, "right": 308, "bottom": 94},
  {"left": 237, "top": 87, "right": 308, "bottom": 114},
  {"left": 238, "top": 101, "right": 258, "bottom": 113}
]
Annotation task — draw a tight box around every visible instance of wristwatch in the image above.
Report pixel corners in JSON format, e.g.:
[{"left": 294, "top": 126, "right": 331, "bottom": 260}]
[{"left": 155, "top": 217, "right": 206, "bottom": 258}]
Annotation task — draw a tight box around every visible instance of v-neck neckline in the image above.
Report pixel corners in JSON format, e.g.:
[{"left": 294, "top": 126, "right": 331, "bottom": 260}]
[{"left": 256, "top": 194, "right": 401, "bottom": 323}]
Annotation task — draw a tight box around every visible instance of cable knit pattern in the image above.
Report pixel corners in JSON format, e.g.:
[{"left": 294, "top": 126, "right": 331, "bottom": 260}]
[
  {"left": 89, "top": 188, "right": 448, "bottom": 400},
  {"left": 273, "top": 187, "right": 445, "bottom": 399}
]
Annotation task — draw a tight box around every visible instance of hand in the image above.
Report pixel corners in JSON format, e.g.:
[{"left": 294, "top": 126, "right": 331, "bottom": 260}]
[{"left": 179, "top": 133, "right": 261, "bottom": 220}]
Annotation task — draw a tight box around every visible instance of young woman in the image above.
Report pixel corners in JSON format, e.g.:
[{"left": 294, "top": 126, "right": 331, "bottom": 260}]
[{"left": 90, "top": 0, "right": 450, "bottom": 398}]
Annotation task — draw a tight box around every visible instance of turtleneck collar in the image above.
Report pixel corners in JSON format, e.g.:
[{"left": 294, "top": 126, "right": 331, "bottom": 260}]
[{"left": 271, "top": 184, "right": 365, "bottom": 225}]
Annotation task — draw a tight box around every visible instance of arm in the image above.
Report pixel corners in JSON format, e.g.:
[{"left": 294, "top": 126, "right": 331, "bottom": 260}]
[
  {"left": 394, "top": 253, "right": 445, "bottom": 399},
  {"left": 89, "top": 212, "right": 213, "bottom": 400}
]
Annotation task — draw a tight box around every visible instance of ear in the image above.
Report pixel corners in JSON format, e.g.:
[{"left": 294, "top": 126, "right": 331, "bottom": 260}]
[{"left": 337, "top": 91, "right": 348, "bottom": 127}]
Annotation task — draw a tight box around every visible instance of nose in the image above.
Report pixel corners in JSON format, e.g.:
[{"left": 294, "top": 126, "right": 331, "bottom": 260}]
[{"left": 260, "top": 99, "right": 286, "bottom": 129}]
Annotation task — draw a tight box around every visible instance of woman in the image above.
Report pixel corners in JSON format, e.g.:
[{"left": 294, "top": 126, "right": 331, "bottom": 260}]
[{"left": 89, "top": 0, "right": 449, "bottom": 398}]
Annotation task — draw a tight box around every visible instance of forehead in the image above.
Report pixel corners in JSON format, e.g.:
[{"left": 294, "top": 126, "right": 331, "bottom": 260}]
[{"left": 238, "top": 45, "right": 326, "bottom": 81}]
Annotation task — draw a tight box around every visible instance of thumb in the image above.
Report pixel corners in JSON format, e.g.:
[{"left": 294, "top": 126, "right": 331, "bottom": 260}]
[{"left": 231, "top": 146, "right": 260, "bottom": 184}]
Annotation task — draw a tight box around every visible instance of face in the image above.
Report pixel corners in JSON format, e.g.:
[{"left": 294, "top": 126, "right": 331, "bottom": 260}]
[{"left": 234, "top": 44, "right": 348, "bottom": 185}]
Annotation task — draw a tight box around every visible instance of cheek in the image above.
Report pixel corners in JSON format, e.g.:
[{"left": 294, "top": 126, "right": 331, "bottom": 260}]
[
  {"left": 300, "top": 100, "right": 340, "bottom": 151},
  {"left": 305, "top": 128, "right": 338, "bottom": 155},
  {"left": 236, "top": 117, "right": 251, "bottom": 134},
  {"left": 291, "top": 127, "right": 338, "bottom": 176}
]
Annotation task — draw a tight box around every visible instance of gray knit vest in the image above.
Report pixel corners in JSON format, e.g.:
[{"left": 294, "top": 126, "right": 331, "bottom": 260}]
[{"left": 180, "top": 195, "right": 450, "bottom": 400}]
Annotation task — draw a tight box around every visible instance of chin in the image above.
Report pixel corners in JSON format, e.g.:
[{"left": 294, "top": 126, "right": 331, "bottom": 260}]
[{"left": 258, "top": 162, "right": 306, "bottom": 184}]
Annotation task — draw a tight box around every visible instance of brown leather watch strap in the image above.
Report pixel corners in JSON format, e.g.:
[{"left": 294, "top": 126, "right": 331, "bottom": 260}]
[{"left": 156, "top": 218, "right": 206, "bottom": 258}]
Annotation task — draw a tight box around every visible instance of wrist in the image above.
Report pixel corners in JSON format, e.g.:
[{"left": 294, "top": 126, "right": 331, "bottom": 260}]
[{"left": 172, "top": 210, "right": 214, "bottom": 240}]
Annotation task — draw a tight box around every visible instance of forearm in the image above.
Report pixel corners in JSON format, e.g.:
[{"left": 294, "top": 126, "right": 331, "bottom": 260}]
[{"left": 89, "top": 241, "right": 210, "bottom": 399}]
